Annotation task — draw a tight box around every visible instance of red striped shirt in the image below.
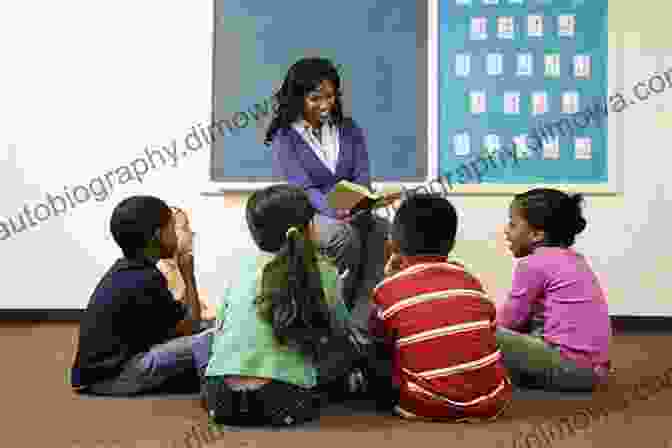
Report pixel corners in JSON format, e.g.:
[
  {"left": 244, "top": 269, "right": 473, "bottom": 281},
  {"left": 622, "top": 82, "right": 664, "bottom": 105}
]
[{"left": 370, "top": 256, "right": 512, "bottom": 421}]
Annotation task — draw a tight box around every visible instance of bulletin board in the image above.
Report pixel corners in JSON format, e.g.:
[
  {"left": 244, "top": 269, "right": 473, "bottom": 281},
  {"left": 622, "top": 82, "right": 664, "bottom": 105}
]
[{"left": 435, "top": 0, "right": 613, "bottom": 193}]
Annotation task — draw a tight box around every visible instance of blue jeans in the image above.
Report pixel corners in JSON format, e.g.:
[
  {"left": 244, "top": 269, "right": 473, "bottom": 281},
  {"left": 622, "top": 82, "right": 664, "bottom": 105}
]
[
  {"left": 496, "top": 327, "right": 598, "bottom": 392},
  {"left": 86, "top": 328, "right": 215, "bottom": 396},
  {"left": 313, "top": 212, "right": 390, "bottom": 332}
]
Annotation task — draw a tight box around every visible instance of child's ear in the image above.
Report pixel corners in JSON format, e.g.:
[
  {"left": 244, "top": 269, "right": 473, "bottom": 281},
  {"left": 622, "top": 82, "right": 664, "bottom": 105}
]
[
  {"left": 531, "top": 229, "right": 546, "bottom": 244},
  {"left": 144, "top": 228, "right": 163, "bottom": 258}
]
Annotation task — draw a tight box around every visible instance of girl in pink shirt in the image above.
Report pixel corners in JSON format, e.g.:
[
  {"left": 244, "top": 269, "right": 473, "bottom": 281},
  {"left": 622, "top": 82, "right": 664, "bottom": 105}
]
[{"left": 496, "top": 188, "right": 612, "bottom": 392}]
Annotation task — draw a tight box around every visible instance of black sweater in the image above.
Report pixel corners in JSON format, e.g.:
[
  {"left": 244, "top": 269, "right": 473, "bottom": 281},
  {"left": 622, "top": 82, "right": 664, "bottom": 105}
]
[{"left": 71, "top": 257, "right": 187, "bottom": 387}]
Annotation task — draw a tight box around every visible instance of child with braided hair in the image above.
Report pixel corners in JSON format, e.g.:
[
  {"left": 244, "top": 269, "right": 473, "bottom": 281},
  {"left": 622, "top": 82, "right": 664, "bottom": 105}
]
[{"left": 201, "top": 184, "right": 365, "bottom": 427}]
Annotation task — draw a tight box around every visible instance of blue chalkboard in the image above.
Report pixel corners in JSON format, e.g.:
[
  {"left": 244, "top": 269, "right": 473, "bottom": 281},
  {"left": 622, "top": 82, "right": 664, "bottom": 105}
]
[
  {"left": 439, "top": 0, "right": 608, "bottom": 184},
  {"left": 210, "top": 0, "right": 427, "bottom": 184}
]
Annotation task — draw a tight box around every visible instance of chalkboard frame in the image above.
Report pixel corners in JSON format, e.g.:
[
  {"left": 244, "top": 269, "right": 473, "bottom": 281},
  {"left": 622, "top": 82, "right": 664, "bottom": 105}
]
[{"left": 207, "top": 0, "right": 432, "bottom": 192}]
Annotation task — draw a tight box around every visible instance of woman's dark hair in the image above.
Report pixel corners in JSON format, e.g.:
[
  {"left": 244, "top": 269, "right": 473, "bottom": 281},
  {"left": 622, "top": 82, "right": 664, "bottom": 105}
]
[
  {"left": 110, "top": 195, "right": 173, "bottom": 258},
  {"left": 392, "top": 194, "right": 458, "bottom": 256},
  {"left": 513, "top": 188, "right": 587, "bottom": 247},
  {"left": 245, "top": 184, "right": 336, "bottom": 360},
  {"left": 264, "top": 57, "right": 344, "bottom": 146}
]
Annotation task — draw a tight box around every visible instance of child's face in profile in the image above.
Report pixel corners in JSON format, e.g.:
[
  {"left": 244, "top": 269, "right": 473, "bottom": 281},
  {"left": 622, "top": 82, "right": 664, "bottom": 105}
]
[
  {"left": 158, "top": 217, "right": 179, "bottom": 259},
  {"left": 505, "top": 204, "right": 543, "bottom": 258},
  {"left": 173, "top": 210, "right": 194, "bottom": 255}
]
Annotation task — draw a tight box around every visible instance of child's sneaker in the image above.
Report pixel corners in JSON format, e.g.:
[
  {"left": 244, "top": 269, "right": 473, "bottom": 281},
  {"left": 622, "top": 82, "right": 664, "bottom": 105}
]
[{"left": 346, "top": 368, "right": 367, "bottom": 394}]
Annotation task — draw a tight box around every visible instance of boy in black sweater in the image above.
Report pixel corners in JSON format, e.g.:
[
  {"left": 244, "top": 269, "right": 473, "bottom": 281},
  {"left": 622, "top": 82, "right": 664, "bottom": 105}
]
[{"left": 71, "top": 196, "right": 212, "bottom": 395}]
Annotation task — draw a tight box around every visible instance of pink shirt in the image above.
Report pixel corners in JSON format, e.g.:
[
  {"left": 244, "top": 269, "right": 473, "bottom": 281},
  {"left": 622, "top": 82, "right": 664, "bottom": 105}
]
[{"left": 497, "top": 247, "right": 612, "bottom": 371}]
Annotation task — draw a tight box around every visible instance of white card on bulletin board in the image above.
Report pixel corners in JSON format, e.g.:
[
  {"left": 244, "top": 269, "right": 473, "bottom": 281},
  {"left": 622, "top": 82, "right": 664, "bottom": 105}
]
[
  {"left": 575, "top": 137, "right": 592, "bottom": 160},
  {"left": 528, "top": 15, "right": 543, "bottom": 37},
  {"left": 513, "top": 135, "right": 531, "bottom": 159},
  {"left": 544, "top": 54, "right": 561, "bottom": 78},
  {"left": 454, "top": 132, "right": 471, "bottom": 156},
  {"left": 517, "top": 53, "right": 533, "bottom": 76},
  {"left": 471, "top": 17, "right": 488, "bottom": 40},
  {"left": 562, "top": 92, "right": 580, "bottom": 114},
  {"left": 456, "top": 53, "right": 471, "bottom": 77},
  {"left": 470, "top": 91, "right": 487, "bottom": 114},
  {"left": 497, "top": 16, "right": 514, "bottom": 39},
  {"left": 504, "top": 91, "right": 521, "bottom": 114},
  {"left": 558, "top": 15, "right": 576, "bottom": 37},
  {"left": 543, "top": 137, "right": 560, "bottom": 159},
  {"left": 575, "top": 55, "right": 591, "bottom": 78},
  {"left": 532, "top": 92, "right": 548, "bottom": 115},
  {"left": 484, "top": 134, "right": 501, "bottom": 155}
]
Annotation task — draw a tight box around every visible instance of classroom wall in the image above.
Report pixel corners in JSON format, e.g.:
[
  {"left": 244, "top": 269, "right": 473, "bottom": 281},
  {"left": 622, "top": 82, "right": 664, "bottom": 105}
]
[{"left": 1, "top": 0, "right": 670, "bottom": 315}]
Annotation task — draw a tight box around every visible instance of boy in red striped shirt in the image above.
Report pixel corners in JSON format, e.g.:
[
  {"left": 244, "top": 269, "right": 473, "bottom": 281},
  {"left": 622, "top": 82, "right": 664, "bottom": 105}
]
[{"left": 369, "top": 194, "right": 512, "bottom": 421}]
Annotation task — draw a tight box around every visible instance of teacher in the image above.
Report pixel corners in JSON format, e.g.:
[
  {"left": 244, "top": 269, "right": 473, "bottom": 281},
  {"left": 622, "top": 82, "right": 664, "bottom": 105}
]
[{"left": 265, "top": 57, "right": 390, "bottom": 328}]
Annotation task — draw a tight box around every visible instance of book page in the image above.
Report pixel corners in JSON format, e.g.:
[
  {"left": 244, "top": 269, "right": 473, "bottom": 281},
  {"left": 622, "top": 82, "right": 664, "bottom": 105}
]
[
  {"left": 327, "top": 180, "right": 400, "bottom": 211},
  {"left": 327, "top": 181, "right": 378, "bottom": 210}
]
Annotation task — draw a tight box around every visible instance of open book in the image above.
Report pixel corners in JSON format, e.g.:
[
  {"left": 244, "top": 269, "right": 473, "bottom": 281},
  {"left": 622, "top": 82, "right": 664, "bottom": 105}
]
[{"left": 327, "top": 180, "right": 402, "bottom": 215}]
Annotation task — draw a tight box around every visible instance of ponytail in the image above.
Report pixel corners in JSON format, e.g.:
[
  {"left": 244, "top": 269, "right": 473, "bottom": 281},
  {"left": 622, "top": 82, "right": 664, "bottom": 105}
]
[
  {"left": 255, "top": 226, "right": 335, "bottom": 360},
  {"left": 567, "top": 194, "right": 587, "bottom": 237},
  {"left": 514, "top": 188, "right": 588, "bottom": 248}
]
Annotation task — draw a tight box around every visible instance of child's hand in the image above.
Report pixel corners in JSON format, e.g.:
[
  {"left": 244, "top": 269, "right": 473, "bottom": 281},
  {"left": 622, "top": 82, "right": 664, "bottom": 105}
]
[
  {"left": 177, "top": 251, "right": 195, "bottom": 277},
  {"left": 172, "top": 208, "right": 195, "bottom": 256},
  {"left": 383, "top": 239, "right": 402, "bottom": 276},
  {"left": 384, "top": 253, "right": 403, "bottom": 277},
  {"left": 198, "top": 289, "right": 217, "bottom": 320}
]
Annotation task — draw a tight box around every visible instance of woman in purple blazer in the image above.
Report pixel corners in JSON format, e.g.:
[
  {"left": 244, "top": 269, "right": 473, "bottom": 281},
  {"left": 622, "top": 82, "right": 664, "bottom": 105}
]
[{"left": 265, "top": 57, "right": 390, "bottom": 329}]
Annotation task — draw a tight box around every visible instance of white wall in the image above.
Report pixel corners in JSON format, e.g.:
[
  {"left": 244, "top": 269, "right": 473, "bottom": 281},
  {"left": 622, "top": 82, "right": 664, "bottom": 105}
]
[
  {"left": 1, "top": 1, "right": 671, "bottom": 315},
  {"left": 0, "top": 1, "right": 238, "bottom": 309}
]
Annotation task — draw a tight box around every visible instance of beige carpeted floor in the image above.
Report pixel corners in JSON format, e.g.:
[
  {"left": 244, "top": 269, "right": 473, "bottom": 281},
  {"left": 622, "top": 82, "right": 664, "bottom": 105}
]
[{"left": 2, "top": 321, "right": 671, "bottom": 448}]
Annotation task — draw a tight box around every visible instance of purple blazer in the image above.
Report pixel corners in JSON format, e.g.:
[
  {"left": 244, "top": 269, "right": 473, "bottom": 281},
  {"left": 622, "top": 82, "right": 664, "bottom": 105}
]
[{"left": 272, "top": 118, "right": 371, "bottom": 219}]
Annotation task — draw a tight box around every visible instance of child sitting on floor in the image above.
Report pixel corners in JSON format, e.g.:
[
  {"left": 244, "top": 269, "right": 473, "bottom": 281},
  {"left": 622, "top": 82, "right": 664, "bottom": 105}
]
[
  {"left": 157, "top": 207, "right": 216, "bottom": 323},
  {"left": 71, "top": 196, "right": 210, "bottom": 395},
  {"left": 202, "top": 184, "right": 366, "bottom": 427},
  {"left": 497, "top": 188, "right": 612, "bottom": 391},
  {"left": 369, "top": 194, "right": 512, "bottom": 422}
]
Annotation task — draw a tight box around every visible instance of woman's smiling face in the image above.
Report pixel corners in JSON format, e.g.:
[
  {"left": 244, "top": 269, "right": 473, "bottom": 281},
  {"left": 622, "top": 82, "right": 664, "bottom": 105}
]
[{"left": 303, "top": 79, "right": 336, "bottom": 127}]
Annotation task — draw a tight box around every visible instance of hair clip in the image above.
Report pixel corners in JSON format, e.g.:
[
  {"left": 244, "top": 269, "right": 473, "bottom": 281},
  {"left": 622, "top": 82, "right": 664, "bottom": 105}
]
[{"left": 286, "top": 226, "right": 300, "bottom": 238}]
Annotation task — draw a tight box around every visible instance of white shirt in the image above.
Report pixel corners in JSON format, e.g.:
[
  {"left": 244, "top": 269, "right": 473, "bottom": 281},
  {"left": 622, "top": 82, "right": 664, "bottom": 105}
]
[{"left": 292, "top": 119, "right": 340, "bottom": 173}]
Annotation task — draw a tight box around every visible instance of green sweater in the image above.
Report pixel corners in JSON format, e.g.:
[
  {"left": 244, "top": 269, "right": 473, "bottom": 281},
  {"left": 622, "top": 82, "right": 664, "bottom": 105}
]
[{"left": 205, "top": 252, "right": 350, "bottom": 388}]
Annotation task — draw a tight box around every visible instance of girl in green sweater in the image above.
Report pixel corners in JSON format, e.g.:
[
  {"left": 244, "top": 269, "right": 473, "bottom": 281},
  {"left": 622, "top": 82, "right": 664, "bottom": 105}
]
[{"left": 202, "top": 184, "right": 365, "bottom": 427}]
